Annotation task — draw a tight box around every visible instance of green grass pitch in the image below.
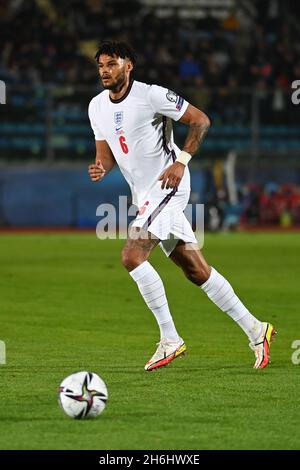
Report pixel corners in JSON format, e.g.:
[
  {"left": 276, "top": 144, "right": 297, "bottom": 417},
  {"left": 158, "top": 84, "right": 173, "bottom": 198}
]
[{"left": 0, "top": 232, "right": 299, "bottom": 450}]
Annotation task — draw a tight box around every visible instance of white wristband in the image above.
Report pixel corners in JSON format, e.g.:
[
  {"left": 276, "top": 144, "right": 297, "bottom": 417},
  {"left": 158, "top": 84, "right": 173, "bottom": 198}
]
[{"left": 176, "top": 151, "right": 192, "bottom": 166}]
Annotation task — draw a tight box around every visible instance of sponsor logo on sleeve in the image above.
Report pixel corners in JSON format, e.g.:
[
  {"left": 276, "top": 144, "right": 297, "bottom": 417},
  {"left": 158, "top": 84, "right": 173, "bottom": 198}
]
[
  {"left": 166, "top": 90, "right": 177, "bottom": 102},
  {"left": 176, "top": 96, "right": 184, "bottom": 111},
  {"left": 166, "top": 90, "right": 184, "bottom": 110}
]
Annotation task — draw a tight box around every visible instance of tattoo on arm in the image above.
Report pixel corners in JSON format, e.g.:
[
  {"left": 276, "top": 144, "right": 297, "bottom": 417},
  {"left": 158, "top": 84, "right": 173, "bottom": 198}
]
[{"left": 182, "top": 122, "right": 210, "bottom": 156}]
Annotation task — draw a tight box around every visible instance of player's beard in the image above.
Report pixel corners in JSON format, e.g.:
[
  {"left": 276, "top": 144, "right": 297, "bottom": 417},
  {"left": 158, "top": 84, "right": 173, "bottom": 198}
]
[{"left": 101, "top": 69, "right": 127, "bottom": 92}]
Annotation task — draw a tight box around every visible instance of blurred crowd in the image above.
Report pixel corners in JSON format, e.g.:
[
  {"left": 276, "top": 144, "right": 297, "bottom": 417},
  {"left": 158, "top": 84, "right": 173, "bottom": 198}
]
[
  {"left": 242, "top": 182, "right": 300, "bottom": 227},
  {"left": 206, "top": 182, "right": 300, "bottom": 230},
  {"left": 0, "top": 0, "right": 299, "bottom": 92}
]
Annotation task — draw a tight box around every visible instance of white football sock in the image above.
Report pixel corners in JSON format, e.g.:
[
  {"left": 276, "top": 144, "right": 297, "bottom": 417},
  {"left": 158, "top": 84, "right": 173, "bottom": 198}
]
[
  {"left": 129, "top": 261, "right": 180, "bottom": 342},
  {"left": 201, "top": 267, "right": 262, "bottom": 342}
]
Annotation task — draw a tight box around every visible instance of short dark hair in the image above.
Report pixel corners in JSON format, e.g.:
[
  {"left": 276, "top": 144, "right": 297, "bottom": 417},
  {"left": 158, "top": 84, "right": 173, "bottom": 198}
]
[{"left": 94, "top": 41, "right": 137, "bottom": 66}]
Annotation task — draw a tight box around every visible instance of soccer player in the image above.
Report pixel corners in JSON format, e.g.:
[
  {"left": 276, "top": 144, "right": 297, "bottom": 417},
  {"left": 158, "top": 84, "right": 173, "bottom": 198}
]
[{"left": 88, "top": 41, "right": 276, "bottom": 371}]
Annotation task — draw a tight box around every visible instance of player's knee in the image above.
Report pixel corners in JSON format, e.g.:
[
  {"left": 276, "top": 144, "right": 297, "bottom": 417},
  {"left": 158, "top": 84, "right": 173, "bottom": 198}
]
[
  {"left": 185, "top": 265, "right": 210, "bottom": 285},
  {"left": 121, "top": 248, "right": 145, "bottom": 271}
]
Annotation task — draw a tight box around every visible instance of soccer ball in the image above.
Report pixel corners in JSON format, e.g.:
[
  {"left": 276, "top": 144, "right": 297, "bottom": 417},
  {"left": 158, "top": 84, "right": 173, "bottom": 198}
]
[{"left": 58, "top": 371, "right": 108, "bottom": 419}]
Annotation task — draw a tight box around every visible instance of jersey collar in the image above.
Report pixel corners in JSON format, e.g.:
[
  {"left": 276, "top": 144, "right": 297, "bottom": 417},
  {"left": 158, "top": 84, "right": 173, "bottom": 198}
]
[{"left": 109, "top": 79, "right": 134, "bottom": 104}]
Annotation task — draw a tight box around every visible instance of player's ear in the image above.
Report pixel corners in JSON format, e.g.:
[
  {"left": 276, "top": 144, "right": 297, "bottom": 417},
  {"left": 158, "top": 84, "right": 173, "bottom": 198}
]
[{"left": 127, "top": 60, "right": 133, "bottom": 73}]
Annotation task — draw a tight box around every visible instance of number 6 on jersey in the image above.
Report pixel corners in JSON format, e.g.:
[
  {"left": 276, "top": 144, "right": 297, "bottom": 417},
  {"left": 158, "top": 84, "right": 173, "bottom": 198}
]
[{"left": 119, "top": 136, "right": 129, "bottom": 154}]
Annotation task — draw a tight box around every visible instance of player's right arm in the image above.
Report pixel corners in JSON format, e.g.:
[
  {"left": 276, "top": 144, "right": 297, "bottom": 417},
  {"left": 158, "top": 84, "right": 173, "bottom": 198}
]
[
  {"left": 88, "top": 140, "right": 116, "bottom": 182},
  {"left": 88, "top": 97, "right": 116, "bottom": 182}
]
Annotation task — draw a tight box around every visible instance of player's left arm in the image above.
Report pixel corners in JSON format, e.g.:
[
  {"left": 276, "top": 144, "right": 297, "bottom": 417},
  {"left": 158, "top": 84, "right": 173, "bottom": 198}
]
[
  {"left": 179, "top": 104, "right": 211, "bottom": 155},
  {"left": 159, "top": 104, "right": 210, "bottom": 190}
]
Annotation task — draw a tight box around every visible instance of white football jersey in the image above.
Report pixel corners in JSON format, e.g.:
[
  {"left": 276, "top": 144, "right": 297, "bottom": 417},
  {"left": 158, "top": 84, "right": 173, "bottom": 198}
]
[{"left": 88, "top": 80, "right": 190, "bottom": 206}]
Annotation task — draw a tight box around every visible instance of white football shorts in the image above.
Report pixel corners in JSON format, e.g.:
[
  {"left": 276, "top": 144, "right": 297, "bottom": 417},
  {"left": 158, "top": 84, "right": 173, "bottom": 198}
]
[{"left": 131, "top": 185, "right": 198, "bottom": 256}]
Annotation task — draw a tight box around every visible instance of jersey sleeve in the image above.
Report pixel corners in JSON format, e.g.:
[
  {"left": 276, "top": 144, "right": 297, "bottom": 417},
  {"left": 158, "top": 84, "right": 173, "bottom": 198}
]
[
  {"left": 147, "top": 84, "right": 189, "bottom": 121},
  {"left": 88, "top": 99, "right": 105, "bottom": 141}
]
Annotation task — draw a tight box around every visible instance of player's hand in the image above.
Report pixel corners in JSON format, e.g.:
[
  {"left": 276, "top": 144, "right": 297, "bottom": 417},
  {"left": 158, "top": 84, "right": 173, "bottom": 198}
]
[
  {"left": 158, "top": 162, "right": 185, "bottom": 190},
  {"left": 88, "top": 160, "right": 106, "bottom": 182}
]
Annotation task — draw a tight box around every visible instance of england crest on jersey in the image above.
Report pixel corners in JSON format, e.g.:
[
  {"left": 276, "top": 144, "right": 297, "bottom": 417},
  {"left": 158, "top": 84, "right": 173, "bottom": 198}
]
[{"left": 114, "top": 111, "right": 123, "bottom": 126}]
